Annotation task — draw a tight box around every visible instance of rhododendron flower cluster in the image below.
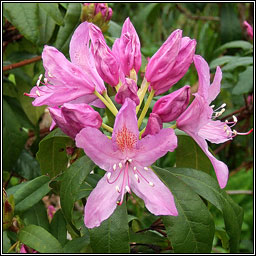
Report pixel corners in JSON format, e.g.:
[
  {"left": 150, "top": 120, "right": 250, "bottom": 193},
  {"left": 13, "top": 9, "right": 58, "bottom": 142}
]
[{"left": 25, "top": 17, "right": 252, "bottom": 229}]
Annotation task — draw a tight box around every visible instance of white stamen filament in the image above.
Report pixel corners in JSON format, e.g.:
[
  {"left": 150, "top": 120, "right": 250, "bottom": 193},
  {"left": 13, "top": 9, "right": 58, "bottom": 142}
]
[
  {"left": 119, "top": 162, "right": 123, "bottom": 168},
  {"left": 107, "top": 172, "right": 111, "bottom": 180},
  {"left": 113, "top": 164, "right": 117, "bottom": 171},
  {"left": 144, "top": 167, "right": 149, "bottom": 171},
  {"left": 36, "top": 90, "right": 41, "bottom": 97}
]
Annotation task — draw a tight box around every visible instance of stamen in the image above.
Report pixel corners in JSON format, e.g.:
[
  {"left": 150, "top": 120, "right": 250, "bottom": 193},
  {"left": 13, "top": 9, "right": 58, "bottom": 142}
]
[
  {"left": 226, "top": 130, "right": 230, "bottom": 136},
  {"left": 128, "top": 159, "right": 132, "bottom": 163},
  {"left": 107, "top": 172, "right": 111, "bottom": 180},
  {"left": 48, "top": 72, "right": 53, "bottom": 78},
  {"left": 117, "top": 200, "right": 121, "bottom": 205},
  {"left": 210, "top": 105, "right": 215, "bottom": 108},
  {"left": 119, "top": 162, "right": 123, "bottom": 168},
  {"left": 125, "top": 185, "right": 131, "bottom": 193},
  {"left": 144, "top": 167, "right": 149, "bottom": 171},
  {"left": 232, "top": 130, "right": 237, "bottom": 136},
  {"left": 38, "top": 74, "right": 43, "bottom": 80},
  {"left": 36, "top": 79, "right": 41, "bottom": 87},
  {"left": 149, "top": 182, "right": 154, "bottom": 187},
  {"left": 44, "top": 78, "right": 48, "bottom": 84},
  {"left": 36, "top": 90, "right": 41, "bottom": 97},
  {"left": 233, "top": 115, "right": 238, "bottom": 123},
  {"left": 134, "top": 174, "right": 139, "bottom": 181},
  {"left": 224, "top": 125, "right": 228, "bottom": 132},
  {"left": 116, "top": 185, "right": 120, "bottom": 193},
  {"left": 113, "top": 164, "right": 117, "bottom": 171},
  {"left": 133, "top": 167, "right": 137, "bottom": 171}
]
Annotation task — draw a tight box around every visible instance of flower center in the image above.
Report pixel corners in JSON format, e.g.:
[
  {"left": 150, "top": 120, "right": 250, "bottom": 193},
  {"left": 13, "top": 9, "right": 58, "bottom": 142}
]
[{"left": 116, "top": 125, "right": 137, "bottom": 151}]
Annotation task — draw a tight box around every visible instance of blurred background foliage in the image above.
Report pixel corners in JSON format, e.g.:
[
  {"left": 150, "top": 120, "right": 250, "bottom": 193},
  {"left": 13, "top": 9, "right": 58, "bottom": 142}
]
[{"left": 3, "top": 2, "right": 253, "bottom": 253}]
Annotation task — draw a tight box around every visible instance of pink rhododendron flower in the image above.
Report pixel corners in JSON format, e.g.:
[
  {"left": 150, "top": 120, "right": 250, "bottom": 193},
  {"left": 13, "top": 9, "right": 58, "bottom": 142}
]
[
  {"left": 49, "top": 103, "right": 102, "bottom": 139},
  {"left": 243, "top": 21, "right": 253, "bottom": 40},
  {"left": 47, "top": 205, "right": 56, "bottom": 220},
  {"left": 177, "top": 55, "right": 249, "bottom": 188},
  {"left": 145, "top": 30, "right": 196, "bottom": 95},
  {"left": 141, "top": 113, "right": 163, "bottom": 138},
  {"left": 152, "top": 85, "right": 191, "bottom": 122},
  {"left": 76, "top": 98, "right": 178, "bottom": 228},
  {"left": 112, "top": 17, "right": 141, "bottom": 76},
  {"left": 20, "top": 244, "right": 37, "bottom": 253},
  {"left": 25, "top": 22, "right": 106, "bottom": 107}
]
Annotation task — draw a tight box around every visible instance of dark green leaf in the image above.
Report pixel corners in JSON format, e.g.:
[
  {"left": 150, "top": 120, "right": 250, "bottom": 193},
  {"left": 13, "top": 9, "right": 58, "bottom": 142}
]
[
  {"left": 153, "top": 166, "right": 215, "bottom": 253},
  {"left": 50, "top": 210, "right": 67, "bottom": 246},
  {"left": 215, "top": 40, "right": 253, "bottom": 54},
  {"left": 3, "top": 3, "right": 40, "bottom": 45},
  {"left": 232, "top": 66, "right": 253, "bottom": 95},
  {"left": 3, "top": 98, "right": 28, "bottom": 171},
  {"left": 22, "top": 201, "right": 50, "bottom": 231},
  {"left": 75, "top": 183, "right": 93, "bottom": 200},
  {"left": 63, "top": 235, "right": 90, "bottom": 253},
  {"left": 3, "top": 231, "right": 12, "bottom": 253},
  {"left": 60, "top": 155, "right": 95, "bottom": 227},
  {"left": 167, "top": 167, "right": 243, "bottom": 253},
  {"left": 55, "top": 3, "right": 82, "bottom": 54},
  {"left": 39, "top": 3, "right": 63, "bottom": 25},
  {"left": 36, "top": 128, "right": 73, "bottom": 178},
  {"left": 210, "top": 56, "right": 237, "bottom": 69},
  {"left": 10, "top": 175, "right": 51, "bottom": 212},
  {"left": 222, "top": 57, "right": 253, "bottom": 71},
  {"left": 176, "top": 135, "right": 213, "bottom": 174},
  {"left": 89, "top": 201, "right": 130, "bottom": 253},
  {"left": 14, "top": 149, "right": 41, "bottom": 180},
  {"left": 18, "top": 225, "right": 63, "bottom": 253},
  {"left": 215, "top": 227, "right": 229, "bottom": 250}
]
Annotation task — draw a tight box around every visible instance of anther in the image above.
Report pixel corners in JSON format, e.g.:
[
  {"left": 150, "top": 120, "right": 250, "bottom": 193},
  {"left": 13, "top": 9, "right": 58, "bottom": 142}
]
[
  {"left": 48, "top": 72, "right": 53, "bottom": 78},
  {"left": 119, "top": 162, "right": 123, "bottom": 168},
  {"left": 233, "top": 130, "right": 238, "bottom": 136},
  {"left": 38, "top": 74, "right": 43, "bottom": 80},
  {"left": 226, "top": 130, "right": 230, "bottom": 136},
  {"left": 44, "top": 78, "right": 48, "bottom": 84},
  {"left": 134, "top": 174, "right": 139, "bottom": 181},
  {"left": 149, "top": 182, "right": 154, "bottom": 187},
  {"left": 115, "top": 185, "right": 120, "bottom": 193},
  {"left": 113, "top": 164, "right": 117, "bottom": 171},
  {"left": 128, "top": 159, "right": 132, "bottom": 163},
  {"left": 144, "top": 167, "right": 149, "bottom": 171},
  {"left": 233, "top": 115, "right": 238, "bottom": 123},
  {"left": 224, "top": 125, "right": 228, "bottom": 131},
  {"left": 225, "top": 120, "right": 229, "bottom": 123},
  {"left": 210, "top": 105, "right": 215, "bottom": 108},
  {"left": 125, "top": 185, "right": 131, "bottom": 193},
  {"left": 220, "top": 103, "right": 226, "bottom": 108},
  {"left": 133, "top": 167, "right": 137, "bottom": 171},
  {"left": 36, "top": 90, "right": 41, "bottom": 97},
  {"left": 107, "top": 172, "right": 111, "bottom": 180},
  {"left": 36, "top": 79, "right": 41, "bottom": 87}
]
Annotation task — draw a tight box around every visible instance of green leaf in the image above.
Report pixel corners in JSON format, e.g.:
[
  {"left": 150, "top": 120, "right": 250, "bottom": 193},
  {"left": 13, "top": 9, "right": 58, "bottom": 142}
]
[
  {"left": 14, "top": 149, "right": 41, "bottom": 180},
  {"left": 232, "top": 66, "right": 253, "bottom": 95},
  {"left": 222, "top": 57, "right": 253, "bottom": 71},
  {"left": 215, "top": 40, "right": 253, "bottom": 54},
  {"left": 108, "top": 21, "right": 122, "bottom": 38},
  {"left": 50, "top": 210, "right": 67, "bottom": 246},
  {"left": 210, "top": 56, "right": 237, "bottom": 69},
  {"left": 167, "top": 167, "right": 243, "bottom": 253},
  {"left": 3, "top": 231, "right": 12, "bottom": 253},
  {"left": 3, "top": 3, "right": 40, "bottom": 45},
  {"left": 18, "top": 225, "right": 63, "bottom": 253},
  {"left": 215, "top": 227, "right": 229, "bottom": 250},
  {"left": 89, "top": 201, "right": 130, "bottom": 253},
  {"left": 10, "top": 175, "right": 51, "bottom": 212},
  {"left": 63, "top": 235, "right": 90, "bottom": 253},
  {"left": 39, "top": 3, "right": 63, "bottom": 25},
  {"left": 55, "top": 3, "right": 82, "bottom": 54},
  {"left": 3, "top": 98, "right": 28, "bottom": 171},
  {"left": 22, "top": 201, "right": 50, "bottom": 231},
  {"left": 153, "top": 166, "right": 215, "bottom": 253},
  {"left": 75, "top": 183, "right": 93, "bottom": 200},
  {"left": 176, "top": 135, "right": 213, "bottom": 174},
  {"left": 36, "top": 128, "right": 73, "bottom": 178},
  {"left": 60, "top": 155, "right": 95, "bottom": 227}
]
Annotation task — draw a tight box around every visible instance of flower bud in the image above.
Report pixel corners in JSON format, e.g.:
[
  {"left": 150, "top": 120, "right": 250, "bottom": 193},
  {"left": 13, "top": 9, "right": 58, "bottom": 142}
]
[
  {"left": 146, "top": 30, "right": 196, "bottom": 95},
  {"left": 48, "top": 103, "right": 102, "bottom": 139},
  {"left": 115, "top": 78, "right": 140, "bottom": 105},
  {"left": 243, "top": 21, "right": 253, "bottom": 40},
  {"left": 153, "top": 85, "right": 191, "bottom": 122},
  {"left": 89, "top": 24, "right": 120, "bottom": 86},
  {"left": 112, "top": 17, "right": 141, "bottom": 76},
  {"left": 142, "top": 113, "right": 163, "bottom": 138}
]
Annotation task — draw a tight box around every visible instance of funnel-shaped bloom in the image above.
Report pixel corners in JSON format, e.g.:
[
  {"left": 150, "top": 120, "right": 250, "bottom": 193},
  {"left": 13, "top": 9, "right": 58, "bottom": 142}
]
[
  {"left": 177, "top": 55, "right": 232, "bottom": 188},
  {"left": 112, "top": 17, "right": 141, "bottom": 76},
  {"left": 153, "top": 85, "right": 191, "bottom": 122},
  {"left": 25, "top": 22, "right": 106, "bottom": 107},
  {"left": 243, "top": 21, "right": 253, "bottom": 40},
  {"left": 145, "top": 31, "right": 196, "bottom": 95},
  {"left": 76, "top": 98, "right": 178, "bottom": 228},
  {"left": 49, "top": 103, "right": 102, "bottom": 139},
  {"left": 115, "top": 78, "right": 140, "bottom": 105}
]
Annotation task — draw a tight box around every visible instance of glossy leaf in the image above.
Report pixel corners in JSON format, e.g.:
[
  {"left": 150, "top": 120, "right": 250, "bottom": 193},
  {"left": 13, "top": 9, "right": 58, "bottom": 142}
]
[
  {"left": 222, "top": 57, "right": 253, "bottom": 71},
  {"left": 22, "top": 201, "right": 50, "bottom": 231},
  {"left": 176, "top": 135, "right": 213, "bottom": 174},
  {"left": 9, "top": 175, "right": 51, "bottom": 212},
  {"left": 60, "top": 155, "right": 95, "bottom": 227},
  {"left": 167, "top": 167, "right": 243, "bottom": 253},
  {"left": 36, "top": 128, "right": 73, "bottom": 178},
  {"left": 89, "top": 201, "right": 130, "bottom": 253},
  {"left": 18, "top": 225, "right": 63, "bottom": 253},
  {"left": 39, "top": 3, "right": 63, "bottom": 25},
  {"left": 210, "top": 56, "right": 237, "bottom": 69},
  {"left": 55, "top": 3, "right": 82, "bottom": 54},
  {"left": 50, "top": 209, "right": 67, "bottom": 246},
  {"left": 153, "top": 166, "right": 215, "bottom": 253},
  {"left": 3, "top": 231, "right": 12, "bottom": 253},
  {"left": 3, "top": 98, "right": 28, "bottom": 172},
  {"left": 63, "top": 235, "right": 90, "bottom": 253},
  {"left": 215, "top": 40, "right": 253, "bottom": 54}
]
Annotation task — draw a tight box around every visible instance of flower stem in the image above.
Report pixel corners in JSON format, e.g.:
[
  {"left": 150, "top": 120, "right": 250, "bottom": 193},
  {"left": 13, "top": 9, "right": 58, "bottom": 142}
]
[
  {"left": 139, "top": 127, "right": 146, "bottom": 139},
  {"left": 101, "top": 123, "right": 113, "bottom": 133},
  {"left": 137, "top": 89, "right": 155, "bottom": 128},
  {"left": 136, "top": 79, "right": 149, "bottom": 114},
  {"left": 102, "top": 91, "right": 119, "bottom": 114},
  {"left": 169, "top": 123, "right": 177, "bottom": 129},
  {"left": 94, "top": 90, "right": 118, "bottom": 116}
]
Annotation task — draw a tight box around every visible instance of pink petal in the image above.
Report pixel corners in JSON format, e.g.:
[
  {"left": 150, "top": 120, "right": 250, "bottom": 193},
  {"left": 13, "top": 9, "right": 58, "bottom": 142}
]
[
  {"left": 135, "top": 128, "right": 177, "bottom": 167},
  {"left": 198, "top": 120, "right": 232, "bottom": 144},
  {"left": 76, "top": 127, "right": 122, "bottom": 171},
  {"left": 141, "top": 113, "right": 163, "bottom": 138},
  {"left": 69, "top": 22, "right": 106, "bottom": 94},
  {"left": 20, "top": 244, "right": 28, "bottom": 253},
  {"left": 130, "top": 167, "right": 178, "bottom": 216},
  {"left": 112, "top": 98, "right": 139, "bottom": 151},
  {"left": 208, "top": 66, "right": 222, "bottom": 104},
  {"left": 84, "top": 174, "right": 121, "bottom": 228},
  {"left": 189, "top": 133, "right": 229, "bottom": 189}
]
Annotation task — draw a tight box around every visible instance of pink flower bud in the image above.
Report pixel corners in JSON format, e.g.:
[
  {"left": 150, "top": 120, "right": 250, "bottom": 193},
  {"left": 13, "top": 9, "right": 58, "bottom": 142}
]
[
  {"left": 243, "top": 21, "right": 253, "bottom": 40},
  {"left": 142, "top": 113, "right": 163, "bottom": 138},
  {"left": 106, "top": 7, "right": 113, "bottom": 21},
  {"left": 112, "top": 18, "right": 141, "bottom": 76},
  {"left": 115, "top": 78, "right": 140, "bottom": 105},
  {"left": 89, "top": 24, "right": 120, "bottom": 86},
  {"left": 48, "top": 103, "right": 102, "bottom": 139},
  {"left": 47, "top": 205, "right": 56, "bottom": 220},
  {"left": 146, "top": 30, "right": 196, "bottom": 95},
  {"left": 153, "top": 85, "right": 191, "bottom": 122}
]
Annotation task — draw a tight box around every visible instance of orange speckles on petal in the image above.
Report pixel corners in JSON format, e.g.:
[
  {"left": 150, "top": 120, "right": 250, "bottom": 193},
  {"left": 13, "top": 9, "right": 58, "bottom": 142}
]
[{"left": 116, "top": 125, "right": 137, "bottom": 152}]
